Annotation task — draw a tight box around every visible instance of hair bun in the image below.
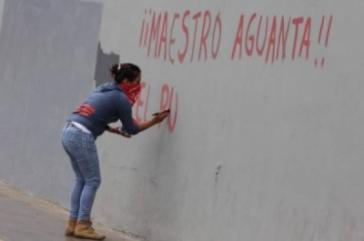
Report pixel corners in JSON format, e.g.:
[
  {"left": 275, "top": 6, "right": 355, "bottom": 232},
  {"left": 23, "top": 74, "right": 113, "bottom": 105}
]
[
  {"left": 110, "top": 64, "right": 119, "bottom": 76},
  {"left": 110, "top": 63, "right": 141, "bottom": 83}
]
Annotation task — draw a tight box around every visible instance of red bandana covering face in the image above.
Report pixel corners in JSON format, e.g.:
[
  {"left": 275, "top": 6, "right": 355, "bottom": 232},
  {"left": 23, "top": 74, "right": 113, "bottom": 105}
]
[{"left": 120, "top": 82, "right": 141, "bottom": 104}]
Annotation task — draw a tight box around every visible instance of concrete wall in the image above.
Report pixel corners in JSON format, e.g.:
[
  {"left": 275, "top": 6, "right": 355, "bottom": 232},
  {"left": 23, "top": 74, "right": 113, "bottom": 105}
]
[
  {"left": 0, "top": 0, "right": 102, "bottom": 203},
  {"left": 1, "top": 0, "right": 364, "bottom": 241}
]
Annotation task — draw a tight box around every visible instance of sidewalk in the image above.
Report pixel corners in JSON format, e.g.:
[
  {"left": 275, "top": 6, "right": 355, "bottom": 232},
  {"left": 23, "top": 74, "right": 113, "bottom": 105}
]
[{"left": 0, "top": 181, "right": 140, "bottom": 241}]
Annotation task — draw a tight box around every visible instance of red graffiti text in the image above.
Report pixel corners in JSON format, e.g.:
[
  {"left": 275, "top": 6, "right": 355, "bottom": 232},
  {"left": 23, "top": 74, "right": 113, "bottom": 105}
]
[
  {"left": 133, "top": 82, "right": 178, "bottom": 133},
  {"left": 230, "top": 14, "right": 333, "bottom": 67},
  {"left": 139, "top": 9, "right": 222, "bottom": 64}
]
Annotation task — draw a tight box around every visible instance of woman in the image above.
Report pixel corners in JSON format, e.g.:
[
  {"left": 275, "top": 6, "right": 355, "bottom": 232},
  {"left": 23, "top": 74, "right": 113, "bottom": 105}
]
[{"left": 61, "top": 63, "right": 169, "bottom": 240}]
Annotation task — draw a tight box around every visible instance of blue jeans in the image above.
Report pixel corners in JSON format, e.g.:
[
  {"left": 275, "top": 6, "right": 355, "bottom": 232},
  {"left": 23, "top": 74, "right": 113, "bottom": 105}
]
[{"left": 61, "top": 123, "right": 101, "bottom": 220}]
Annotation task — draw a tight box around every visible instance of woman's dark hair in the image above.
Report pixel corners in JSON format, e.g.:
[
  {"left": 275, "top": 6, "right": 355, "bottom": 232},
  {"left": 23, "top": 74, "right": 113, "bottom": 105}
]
[{"left": 110, "top": 63, "right": 141, "bottom": 83}]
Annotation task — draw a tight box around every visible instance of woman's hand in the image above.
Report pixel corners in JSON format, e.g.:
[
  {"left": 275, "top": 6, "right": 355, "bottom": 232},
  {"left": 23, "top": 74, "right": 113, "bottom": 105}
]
[
  {"left": 152, "top": 109, "right": 170, "bottom": 124},
  {"left": 153, "top": 112, "right": 169, "bottom": 123},
  {"left": 106, "top": 126, "right": 131, "bottom": 138},
  {"left": 134, "top": 109, "right": 170, "bottom": 132}
]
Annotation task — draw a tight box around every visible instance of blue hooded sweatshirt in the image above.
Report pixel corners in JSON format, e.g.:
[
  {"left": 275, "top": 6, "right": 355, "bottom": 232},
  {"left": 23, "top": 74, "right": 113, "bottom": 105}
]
[{"left": 67, "top": 82, "right": 140, "bottom": 138}]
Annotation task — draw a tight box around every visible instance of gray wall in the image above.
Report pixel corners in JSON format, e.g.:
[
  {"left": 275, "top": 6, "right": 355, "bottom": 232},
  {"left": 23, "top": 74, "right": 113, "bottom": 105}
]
[
  {"left": 1, "top": 1, "right": 364, "bottom": 241},
  {"left": 0, "top": 0, "right": 102, "bottom": 204},
  {"left": 95, "top": 1, "right": 364, "bottom": 241}
]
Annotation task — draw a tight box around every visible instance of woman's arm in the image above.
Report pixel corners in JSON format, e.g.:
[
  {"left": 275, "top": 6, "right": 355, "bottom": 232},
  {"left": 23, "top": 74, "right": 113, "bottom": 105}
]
[
  {"left": 137, "top": 111, "right": 169, "bottom": 132},
  {"left": 107, "top": 110, "right": 169, "bottom": 137},
  {"left": 117, "top": 94, "right": 170, "bottom": 135}
]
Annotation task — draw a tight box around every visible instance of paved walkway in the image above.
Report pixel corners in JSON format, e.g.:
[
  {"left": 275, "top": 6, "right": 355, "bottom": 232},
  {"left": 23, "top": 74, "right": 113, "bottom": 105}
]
[{"left": 0, "top": 181, "right": 140, "bottom": 241}]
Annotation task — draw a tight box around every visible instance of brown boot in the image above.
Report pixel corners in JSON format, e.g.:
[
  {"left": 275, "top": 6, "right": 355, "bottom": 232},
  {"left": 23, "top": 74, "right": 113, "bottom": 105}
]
[
  {"left": 74, "top": 220, "right": 106, "bottom": 240},
  {"left": 64, "top": 218, "right": 77, "bottom": 236}
]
